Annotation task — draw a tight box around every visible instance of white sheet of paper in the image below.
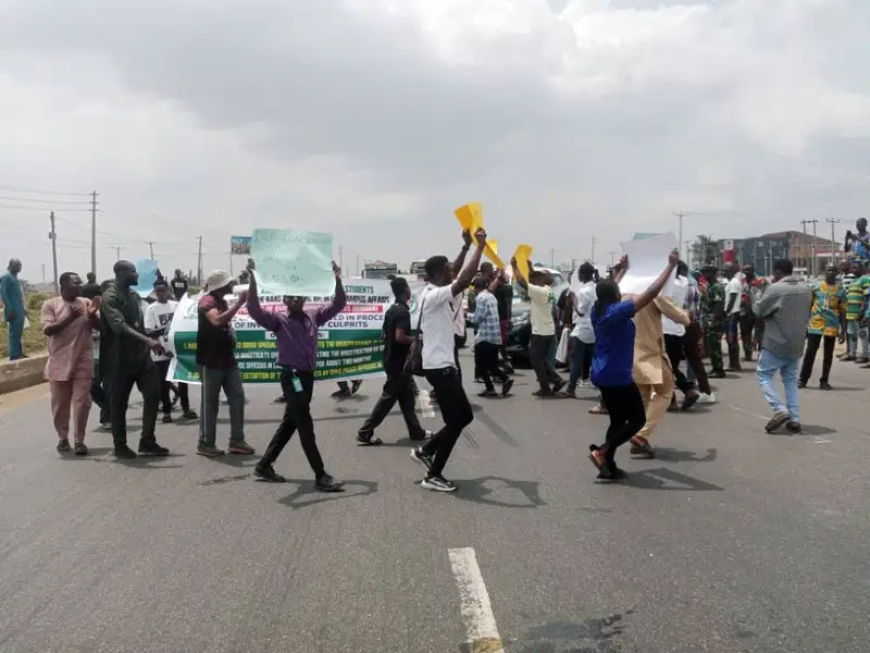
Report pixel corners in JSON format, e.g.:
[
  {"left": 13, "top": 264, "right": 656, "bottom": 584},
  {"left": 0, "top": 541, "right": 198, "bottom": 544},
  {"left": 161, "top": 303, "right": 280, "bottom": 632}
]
[{"left": 618, "top": 232, "right": 678, "bottom": 295}]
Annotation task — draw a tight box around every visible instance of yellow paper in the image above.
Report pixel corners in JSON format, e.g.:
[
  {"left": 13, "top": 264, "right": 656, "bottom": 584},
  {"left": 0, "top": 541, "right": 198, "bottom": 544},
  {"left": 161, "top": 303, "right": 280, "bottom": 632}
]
[
  {"left": 513, "top": 244, "right": 533, "bottom": 279},
  {"left": 454, "top": 202, "right": 484, "bottom": 233}
]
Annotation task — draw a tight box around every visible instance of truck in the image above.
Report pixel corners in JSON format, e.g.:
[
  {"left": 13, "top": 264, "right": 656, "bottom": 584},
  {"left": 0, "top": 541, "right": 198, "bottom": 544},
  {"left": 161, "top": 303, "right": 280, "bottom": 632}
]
[{"left": 361, "top": 260, "right": 399, "bottom": 280}]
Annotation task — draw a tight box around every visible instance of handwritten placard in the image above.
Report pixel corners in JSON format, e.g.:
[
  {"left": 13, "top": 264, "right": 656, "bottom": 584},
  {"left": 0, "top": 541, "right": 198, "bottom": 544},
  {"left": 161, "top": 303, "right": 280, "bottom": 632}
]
[{"left": 251, "top": 229, "right": 334, "bottom": 297}]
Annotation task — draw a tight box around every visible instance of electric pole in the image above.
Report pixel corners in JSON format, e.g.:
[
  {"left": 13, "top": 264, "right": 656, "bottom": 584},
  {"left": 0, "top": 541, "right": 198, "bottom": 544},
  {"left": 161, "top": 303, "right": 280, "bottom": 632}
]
[
  {"left": 197, "top": 236, "right": 203, "bottom": 285},
  {"left": 826, "top": 218, "right": 841, "bottom": 263},
  {"left": 49, "top": 212, "right": 59, "bottom": 295},
  {"left": 590, "top": 237, "right": 597, "bottom": 265},
  {"left": 90, "top": 191, "right": 99, "bottom": 277},
  {"left": 114, "top": 246, "right": 124, "bottom": 261},
  {"left": 549, "top": 249, "right": 555, "bottom": 267},
  {"left": 811, "top": 219, "right": 819, "bottom": 276},
  {"left": 609, "top": 251, "right": 617, "bottom": 266},
  {"left": 800, "top": 219, "right": 819, "bottom": 277},
  {"left": 147, "top": 241, "right": 155, "bottom": 260},
  {"left": 673, "top": 211, "right": 688, "bottom": 260}
]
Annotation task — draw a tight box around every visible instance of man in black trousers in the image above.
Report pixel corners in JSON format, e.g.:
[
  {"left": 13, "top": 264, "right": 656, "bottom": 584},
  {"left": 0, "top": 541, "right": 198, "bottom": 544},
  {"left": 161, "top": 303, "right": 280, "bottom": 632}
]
[{"left": 357, "top": 277, "right": 432, "bottom": 445}]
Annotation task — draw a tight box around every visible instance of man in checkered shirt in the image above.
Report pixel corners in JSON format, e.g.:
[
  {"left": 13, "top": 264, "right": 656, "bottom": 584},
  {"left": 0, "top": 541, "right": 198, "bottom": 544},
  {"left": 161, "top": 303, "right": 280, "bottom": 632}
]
[{"left": 469, "top": 275, "right": 514, "bottom": 398}]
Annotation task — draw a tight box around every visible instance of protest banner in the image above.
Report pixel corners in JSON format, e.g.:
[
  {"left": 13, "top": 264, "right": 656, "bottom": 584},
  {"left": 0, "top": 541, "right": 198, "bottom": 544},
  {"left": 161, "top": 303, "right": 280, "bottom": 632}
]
[
  {"left": 618, "top": 232, "right": 678, "bottom": 295},
  {"left": 132, "top": 259, "right": 160, "bottom": 297},
  {"left": 230, "top": 236, "right": 252, "bottom": 255},
  {"left": 250, "top": 229, "right": 335, "bottom": 297},
  {"left": 166, "top": 280, "right": 424, "bottom": 384}
]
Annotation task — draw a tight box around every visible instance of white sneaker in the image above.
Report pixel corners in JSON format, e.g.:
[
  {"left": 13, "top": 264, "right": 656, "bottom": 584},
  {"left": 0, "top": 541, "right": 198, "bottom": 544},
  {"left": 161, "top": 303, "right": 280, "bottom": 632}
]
[{"left": 698, "top": 392, "right": 717, "bottom": 405}]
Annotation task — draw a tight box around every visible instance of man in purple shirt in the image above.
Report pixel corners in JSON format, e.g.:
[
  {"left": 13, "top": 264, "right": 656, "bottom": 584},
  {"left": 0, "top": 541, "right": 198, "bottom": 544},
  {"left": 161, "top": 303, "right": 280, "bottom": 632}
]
[{"left": 246, "top": 260, "right": 346, "bottom": 491}]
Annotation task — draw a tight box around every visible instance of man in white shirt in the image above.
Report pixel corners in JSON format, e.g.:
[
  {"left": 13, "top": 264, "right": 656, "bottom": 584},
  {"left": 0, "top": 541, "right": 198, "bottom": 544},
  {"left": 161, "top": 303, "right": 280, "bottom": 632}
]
[
  {"left": 511, "top": 259, "right": 565, "bottom": 396},
  {"left": 724, "top": 263, "right": 743, "bottom": 371},
  {"left": 144, "top": 280, "right": 197, "bottom": 423},
  {"left": 409, "top": 228, "right": 486, "bottom": 493},
  {"left": 663, "top": 262, "right": 700, "bottom": 411},
  {"left": 566, "top": 263, "right": 597, "bottom": 396}
]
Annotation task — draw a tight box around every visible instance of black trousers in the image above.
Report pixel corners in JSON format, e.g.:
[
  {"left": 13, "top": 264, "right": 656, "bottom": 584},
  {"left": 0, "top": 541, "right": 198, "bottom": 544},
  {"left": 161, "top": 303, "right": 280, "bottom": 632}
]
[
  {"left": 109, "top": 362, "right": 160, "bottom": 447},
  {"left": 421, "top": 368, "right": 473, "bottom": 478},
  {"left": 800, "top": 333, "right": 836, "bottom": 384},
  {"left": 155, "top": 359, "right": 189, "bottom": 414},
  {"left": 598, "top": 383, "right": 647, "bottom": 466},
  {"left": 259, "top": 370, "right": 326, "bottom": 477},
  {"left": 529, "top": 334, "right": 562, "bottom": 391},
  {"left": 739, "top": 314, "right": 756, "bottom": 358},
  {"left": 359, "top": 370, "right": 426, "bottom": 439},
  {"left": 664, "top": 334, "right": 695, "bottom": 395},
  {"left": 474, "top": 341, "right": 507, "bottom": 391}
]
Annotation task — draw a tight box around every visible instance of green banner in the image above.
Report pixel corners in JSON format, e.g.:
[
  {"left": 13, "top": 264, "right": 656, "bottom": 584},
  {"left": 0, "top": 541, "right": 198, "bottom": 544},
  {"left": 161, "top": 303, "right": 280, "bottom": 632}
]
[{"left": 167, "top": 280, "right": 423, "bottom": 384}]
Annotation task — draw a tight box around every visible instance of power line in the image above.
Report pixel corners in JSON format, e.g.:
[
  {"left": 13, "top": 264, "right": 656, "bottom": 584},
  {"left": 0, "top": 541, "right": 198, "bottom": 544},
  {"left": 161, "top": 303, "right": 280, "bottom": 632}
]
[
  {"left": 0, "top": 184, "right": 90, "bottom": 197},
  {"left": 0, "top": 195, "right": 90, "bottom": 205},
  {"left": 0, "top": 203, "right": 90, "bottom": 212}
]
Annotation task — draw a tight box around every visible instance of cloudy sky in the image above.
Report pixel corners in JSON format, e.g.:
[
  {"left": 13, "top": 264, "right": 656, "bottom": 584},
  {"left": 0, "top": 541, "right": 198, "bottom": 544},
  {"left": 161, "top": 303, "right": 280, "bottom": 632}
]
[{"left": 1, "top": 0, "right": 868, "bottom": 282}]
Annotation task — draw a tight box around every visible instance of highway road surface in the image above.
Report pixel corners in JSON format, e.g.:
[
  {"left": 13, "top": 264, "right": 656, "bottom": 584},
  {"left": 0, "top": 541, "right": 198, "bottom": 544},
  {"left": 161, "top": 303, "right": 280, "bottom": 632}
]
[{"left": 1, "top": 353, "right": 868, "bottom": 653}]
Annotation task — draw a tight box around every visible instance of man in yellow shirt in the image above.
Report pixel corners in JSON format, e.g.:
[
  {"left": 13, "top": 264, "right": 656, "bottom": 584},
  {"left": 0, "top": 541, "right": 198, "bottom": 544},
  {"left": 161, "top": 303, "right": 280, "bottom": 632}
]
[{"left": 799, "top": 265, "right": 846, "bottom": 390}]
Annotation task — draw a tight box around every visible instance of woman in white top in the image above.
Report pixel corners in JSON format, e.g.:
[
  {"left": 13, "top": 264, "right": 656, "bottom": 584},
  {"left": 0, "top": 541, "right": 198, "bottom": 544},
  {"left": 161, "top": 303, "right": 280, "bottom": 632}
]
[
  {"left": 566, "top": 263, "right": 598, "bottom": 395},
  {"left": 409, "top": 229, "right": 487, "bottom": 493}
]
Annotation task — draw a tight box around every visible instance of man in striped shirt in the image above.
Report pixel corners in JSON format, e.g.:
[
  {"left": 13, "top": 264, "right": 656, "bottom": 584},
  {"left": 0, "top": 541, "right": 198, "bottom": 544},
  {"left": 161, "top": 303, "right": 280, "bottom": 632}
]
[
  {"left": 842, "top": 261, "right": 870, "bottom": 363},
  {"left": 469, "top": 275, "right": 514, "bottom": 398},
  {"left": 753, "top": 259, "right": 812, "bottom": 434}
]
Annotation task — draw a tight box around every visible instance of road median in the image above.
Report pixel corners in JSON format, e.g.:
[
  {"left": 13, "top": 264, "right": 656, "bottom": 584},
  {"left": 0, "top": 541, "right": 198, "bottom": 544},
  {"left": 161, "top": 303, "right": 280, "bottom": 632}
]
[{"left": 0, "top": 354, "right": 47, "bottom": 395}]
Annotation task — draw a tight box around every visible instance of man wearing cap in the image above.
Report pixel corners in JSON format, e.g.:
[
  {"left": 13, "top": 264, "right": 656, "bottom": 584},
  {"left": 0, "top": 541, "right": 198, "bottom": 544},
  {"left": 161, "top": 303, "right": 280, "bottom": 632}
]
[
  {"left": 196, "top": 270, "right": 255, "bottom": 457},
  {"left": 245, "top": 259, "right": 345, "bottom": 491},
  {"left": 99, "top": 260, "right": 169, "bottom": 458}
]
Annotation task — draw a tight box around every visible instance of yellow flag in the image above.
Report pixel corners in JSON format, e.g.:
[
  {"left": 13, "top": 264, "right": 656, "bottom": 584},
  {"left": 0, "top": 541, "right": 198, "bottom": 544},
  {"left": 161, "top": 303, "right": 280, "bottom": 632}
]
[
  {"left": 513, "top": 244, "right": 533, "bottom": 279},
  {"left": 454, "top": 202, "right": 481, "bottom": 233}
]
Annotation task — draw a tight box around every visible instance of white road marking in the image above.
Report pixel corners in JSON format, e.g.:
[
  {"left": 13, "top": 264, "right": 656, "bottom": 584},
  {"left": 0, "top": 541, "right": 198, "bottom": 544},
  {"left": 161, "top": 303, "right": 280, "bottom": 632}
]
[
  {"left": 448, "top": 547, "right": 505, "bottom": 653},
  {"left": 727, "top": 404, "right": 769, "bottom": 421}
]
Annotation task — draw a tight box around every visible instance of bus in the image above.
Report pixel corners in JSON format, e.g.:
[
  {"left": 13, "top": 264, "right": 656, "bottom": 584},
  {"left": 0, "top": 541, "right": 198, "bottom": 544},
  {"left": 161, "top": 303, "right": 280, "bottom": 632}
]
[
  {"left": 409, "top": 259, "right": 427, "bottom": 280},
  {"left": 361, "top": 260, "right": 399, "bottom": 280}
]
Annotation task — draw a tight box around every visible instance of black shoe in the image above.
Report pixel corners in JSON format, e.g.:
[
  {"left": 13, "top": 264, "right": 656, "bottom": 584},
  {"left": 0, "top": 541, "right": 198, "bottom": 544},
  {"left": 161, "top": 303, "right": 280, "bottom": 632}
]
[
  {"left": 552, "top": 379, "right": 567, "bottom": 395},
  {"left": 316, "top": 474, "right": 345, "bottom": 492},
  {"left": 197, "top": 443, "right": 226, "bottom": 457},
  {"left": 819, "top": 381, "right": 833, "bottom": 391},
  {"left": 786, "top": 421, "right": 802, "bottom": 434},
  {"left": 351, "top": 380, "right": 363, "bottom": 395},
  {"left": 356, "top": 431, "right": 383, "bottom": 446},
  {"left": 56, "top": 439, "right": 71, "bottom": 453},
  {"left": 161, "top": 414, "right": 173, "bottom": 424},
  {"left": 798, "top": 380, "right": 807, "bottom": 389},
  {"left": 74, "top": 442, "right": 88, "bottom": 456},
  {"left": 254, "top": 464, "right": 286, "bottom": 483},
  {"left": 181, "top": 410, "right": 199, "bottom": 420},
  {"left": 138, "top": 439, "right": 169, "bottom": 456},
  {"left": 274, "top": 395, "right": 287, "bottom": 404},
  {"left": 410, "top": 447, "right": 433, "bottom": 470},
  {"left": 764, "top": 411, "right": 790, "bottom": 433},
  {"left": 421, "top": 475, "right": 457, "bottom": 492},
  {"left": 114, "top": 445, "right": 137, "bottom": 459},
  {"left": 501, "top": 378, "right": 514, "bottom": 396},
  {"left": 477, "top": 389, "right": 498, "bottom": 398}
]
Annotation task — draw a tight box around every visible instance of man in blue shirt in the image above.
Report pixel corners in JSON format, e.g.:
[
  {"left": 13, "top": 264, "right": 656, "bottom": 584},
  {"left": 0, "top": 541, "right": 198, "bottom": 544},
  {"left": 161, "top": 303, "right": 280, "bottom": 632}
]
[
  {"left": 469, "top": 275, "right": 514, "bottom": 397},
  {"left": 1, "top": 258, "right": 26, "bottom": 360}
]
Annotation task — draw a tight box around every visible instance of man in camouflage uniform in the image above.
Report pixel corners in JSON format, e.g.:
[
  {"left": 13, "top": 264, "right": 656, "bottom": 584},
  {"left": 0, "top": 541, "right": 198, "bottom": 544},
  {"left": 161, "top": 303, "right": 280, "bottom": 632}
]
[{"left": 700, "top": 263, "right": 727, "bottom": 378}]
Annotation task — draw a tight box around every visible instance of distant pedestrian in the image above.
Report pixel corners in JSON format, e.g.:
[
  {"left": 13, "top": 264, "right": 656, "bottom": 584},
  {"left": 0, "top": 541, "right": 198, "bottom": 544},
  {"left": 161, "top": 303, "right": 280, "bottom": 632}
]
[
  {"left": 41, "top": 272, "right": 100, "bottom": 455},
  {"left": 469, "top": 275, "right": 513, "bottom": 398},
  {"left": 196, "top": 271, "right": 255, "bottom": 457},
  {"left": 1, "top": 258, "right": 26, "bottom": 360},
  {"left": 246, "top": 260, "right": 345, "bottom": 491},
  {"left": 409, "top": 229, "right": 486, "bottom": 493},
  {"left": 171, "top": 269, "right": 189, "bottom": 302},
  {"left": 663, "top": 261, "right": 700, "bottom": 411},
  {"left": 565, "top": 262, "right": 597, "bottom": 397},
  {"left": 144, "top": 280, "right": 197, "bottom": 423},
  {"left": 700, "top": 263, "right": 726, "bottom": 378},
  {"left": 100, "top": 261, "right": 169, "bottom": 459},
  {"left": 81, "top": 272, "right": 101, "bottom": 300},
  {"left": 799, "top": 265, "right": 845, "bottom": 390},
  {"left": 512, "top": 259, "right": 565, "bottom": 397},
  {"left": 723, "top": 263, "right": 743, "bottom": 371},
  {"left": 357, "top": 277, "right": 432, "bottom": 444},
  {"left": 753, "top": 259, "right": 812, "bottom": 434},
  {"left": 842, "top": 261, "right": 870, "bottom": 363}
]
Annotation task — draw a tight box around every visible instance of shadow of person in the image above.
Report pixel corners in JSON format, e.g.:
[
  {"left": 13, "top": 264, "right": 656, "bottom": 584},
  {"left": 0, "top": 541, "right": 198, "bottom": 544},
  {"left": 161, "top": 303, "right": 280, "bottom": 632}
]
[
  {"left": 618, "top": 467, "right": 723, "bottom": 492},
  {"left": 277, "top": 479, "right": 378, "bottom": 510},
  {"left": 450, "top": 476, "right": 546, "bottom": 508},
  {"left": 57, "top": 446, "right": 115, "bottom": 460}
]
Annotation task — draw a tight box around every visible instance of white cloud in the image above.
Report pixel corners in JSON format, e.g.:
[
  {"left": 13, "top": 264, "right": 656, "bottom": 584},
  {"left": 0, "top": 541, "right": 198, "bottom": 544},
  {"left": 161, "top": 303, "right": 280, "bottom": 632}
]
[{"left": 0, "top": 0, "right": 868, "bottom": 280}]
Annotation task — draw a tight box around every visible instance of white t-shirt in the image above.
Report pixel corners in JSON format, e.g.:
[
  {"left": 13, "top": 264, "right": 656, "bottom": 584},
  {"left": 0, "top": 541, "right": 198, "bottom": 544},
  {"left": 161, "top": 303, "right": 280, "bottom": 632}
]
[
  {"left": 725, "top": 276, "right": 742, "bottom": 315},
  {"left": 144, "top": 300, "right": 178, "bottom": 362},
  {"left": 570, "top": 281, "right": 596, "bottom": 344},
  {"left": 663, "top": 275, "right": 689, "bottom": 337},
  {"left": 420, "top": 284, "right": 460, "bottom": 370},
  {"left": 454, "top": 294, "right": 466, "bottom": 336},
  {"left": 527, "top": 284, "right": 556, "bottom": 336}
]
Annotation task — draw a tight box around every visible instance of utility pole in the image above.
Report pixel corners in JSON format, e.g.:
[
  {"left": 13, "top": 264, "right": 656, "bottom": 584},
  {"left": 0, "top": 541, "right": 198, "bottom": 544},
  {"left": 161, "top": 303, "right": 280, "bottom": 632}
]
[
  {"left": 147, "top": 241, "right": 155, "bottom": 260},
  {"left": 683, "top": 240, "right": 692, "bottom": 265},
  {"left": 609, "top": 251, "right": 617, "bottom": 266},
  {"left": 801, "top": 219, "right": 819, "bottom": 277},
  {"left": 90, "top": 190, "right": 99, "bottom": 278},
  {"left": 114, "top": 246, "right": 124, "bottom": 261},
  {"left": 590, "top": 237, "right": 597, "bottom": 265},
  {"left": 339, "top": 245, "right": 343, "bottom": 272},
  {"left": 197, "top": 236, "right": 203, "bottom": 285},
  {"left": 41, "top": 263, "right": 46, "bottom": 284},
  {"left": 549, "top": 249, "right": 555, "bottom": 267},
  {"left": 825, "top": 218, "right": 841, "bottom": 263},
  {"left": 674, "top": 211, "right": 688, "bottom": 260},
  {"left": 49, "top": 212, "right": 59, "bottom": 295},
  {"left": 355, "top": 254, "right": 360, "bottom": 277},
  {"left": 810, "top": 219, "right": 818, "bottom": 276}
]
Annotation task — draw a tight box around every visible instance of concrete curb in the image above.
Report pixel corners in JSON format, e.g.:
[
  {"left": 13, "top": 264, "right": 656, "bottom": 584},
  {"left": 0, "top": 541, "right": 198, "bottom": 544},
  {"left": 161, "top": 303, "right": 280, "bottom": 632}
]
[{"left": 0, "top": 355, "right": 48, "bottom": 395}]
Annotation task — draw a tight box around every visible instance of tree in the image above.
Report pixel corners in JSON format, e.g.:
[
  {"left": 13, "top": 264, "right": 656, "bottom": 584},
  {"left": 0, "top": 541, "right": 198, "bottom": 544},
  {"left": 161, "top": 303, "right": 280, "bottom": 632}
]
[{"left": 690, "top": 235, "right": 718, "bottom": 269}]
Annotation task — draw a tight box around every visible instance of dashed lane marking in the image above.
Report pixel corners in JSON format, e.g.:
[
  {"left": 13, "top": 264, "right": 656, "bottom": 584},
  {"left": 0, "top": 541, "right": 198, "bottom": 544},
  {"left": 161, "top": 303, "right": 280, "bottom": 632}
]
[{"left": 448, "top": 547, "right": 505, "bottom": 653}]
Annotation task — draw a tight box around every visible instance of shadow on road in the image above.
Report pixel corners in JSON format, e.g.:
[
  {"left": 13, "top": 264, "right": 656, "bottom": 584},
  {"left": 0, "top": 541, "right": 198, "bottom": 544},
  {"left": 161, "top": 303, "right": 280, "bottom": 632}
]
[
  {"left": 277, "top": 479, "right": 378, "bottom": 509},
  {"left": 653, "top": 447, "right": 717, "bottom": 463},
  {"left": 451, "top": 476, "right": 545, "bottom": 508},
  {"left": 619, "top": 467, "right": 723, "bottom": 492},
  {"left": 57, "top": 446, "right": 114, "bottom": 459}
]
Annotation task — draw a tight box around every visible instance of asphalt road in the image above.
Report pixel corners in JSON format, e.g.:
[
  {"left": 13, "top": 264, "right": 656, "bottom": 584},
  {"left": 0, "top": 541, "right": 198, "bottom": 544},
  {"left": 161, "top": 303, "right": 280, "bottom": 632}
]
[{"left": 1, "top": 351, "right": 868, "bottom": 653}]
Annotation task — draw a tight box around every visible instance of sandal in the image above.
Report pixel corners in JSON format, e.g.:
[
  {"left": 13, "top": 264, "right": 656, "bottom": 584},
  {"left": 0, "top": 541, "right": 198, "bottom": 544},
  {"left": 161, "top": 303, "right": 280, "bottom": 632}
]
[{"left": 588, "top": 404, "right": 607, "bottom": 414}]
